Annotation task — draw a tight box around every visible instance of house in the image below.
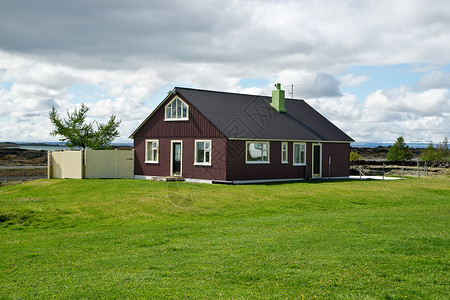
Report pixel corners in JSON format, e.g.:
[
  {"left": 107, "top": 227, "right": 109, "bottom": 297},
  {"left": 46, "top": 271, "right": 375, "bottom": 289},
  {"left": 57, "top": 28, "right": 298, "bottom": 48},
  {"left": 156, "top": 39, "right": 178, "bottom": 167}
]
[{"left": 130, "top": 84, "right": 354, "bottom": 184}]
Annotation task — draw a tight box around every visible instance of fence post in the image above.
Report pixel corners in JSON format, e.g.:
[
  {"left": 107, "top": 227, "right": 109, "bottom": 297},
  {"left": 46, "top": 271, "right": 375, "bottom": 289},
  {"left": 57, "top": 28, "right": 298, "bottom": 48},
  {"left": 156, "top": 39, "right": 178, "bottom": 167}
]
[
  {"left": 82, "top": 149, "right": 86, "bottom": 179},
  {"left": 48, "top": 151, "right": 52, "bottom": 179},
  {"left": 382, "top": 162, "right": 385, "bottom": 180},
  {"left": 359, "top": 165, "right": 361, "bottom": 180},
  {"left": 417, "top": 160, "right": 420, "bottom": 178}
]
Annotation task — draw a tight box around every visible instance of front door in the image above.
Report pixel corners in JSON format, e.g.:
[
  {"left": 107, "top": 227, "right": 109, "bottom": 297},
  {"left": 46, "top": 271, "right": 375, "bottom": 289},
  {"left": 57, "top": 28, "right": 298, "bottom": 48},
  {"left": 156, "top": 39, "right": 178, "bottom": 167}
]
[
  {"left": 312, "top": 144, "right": 322, "bottom": 178},
  {"left": 171, "top": 141, "right": 182, "bottom": 176}
]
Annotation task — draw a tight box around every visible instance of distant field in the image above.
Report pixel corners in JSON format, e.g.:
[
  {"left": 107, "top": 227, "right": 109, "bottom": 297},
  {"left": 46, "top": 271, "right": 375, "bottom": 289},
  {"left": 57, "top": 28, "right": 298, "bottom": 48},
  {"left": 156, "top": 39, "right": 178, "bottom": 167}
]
[{"left": 0, "top": 177, "right": 449, "bottom": 299}]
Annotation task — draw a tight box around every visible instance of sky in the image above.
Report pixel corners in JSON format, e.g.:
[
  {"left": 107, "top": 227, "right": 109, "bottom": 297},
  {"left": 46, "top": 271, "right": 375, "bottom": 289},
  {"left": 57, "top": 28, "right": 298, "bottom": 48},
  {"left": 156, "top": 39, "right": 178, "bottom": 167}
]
[{"left": 0, "top": 0, "right": 449, "bottom": 144}]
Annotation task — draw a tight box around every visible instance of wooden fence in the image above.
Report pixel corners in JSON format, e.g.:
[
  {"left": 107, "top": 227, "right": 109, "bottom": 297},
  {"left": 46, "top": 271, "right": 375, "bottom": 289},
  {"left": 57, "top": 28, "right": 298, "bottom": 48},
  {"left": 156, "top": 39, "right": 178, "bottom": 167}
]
[{"left": 48, "top": 149, "right": 134, "bottom": 179}]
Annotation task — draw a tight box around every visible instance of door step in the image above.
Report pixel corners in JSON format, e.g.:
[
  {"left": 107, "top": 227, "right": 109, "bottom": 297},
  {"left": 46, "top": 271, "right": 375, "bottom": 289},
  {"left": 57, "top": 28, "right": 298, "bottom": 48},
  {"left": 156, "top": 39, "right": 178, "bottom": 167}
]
[{"left": 150, "top": 176, "right": 185, "bottom": 182}]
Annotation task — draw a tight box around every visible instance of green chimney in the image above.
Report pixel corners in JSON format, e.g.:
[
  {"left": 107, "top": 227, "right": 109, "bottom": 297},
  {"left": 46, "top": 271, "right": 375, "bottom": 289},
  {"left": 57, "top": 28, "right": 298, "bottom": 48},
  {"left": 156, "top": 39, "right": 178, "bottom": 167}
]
[{"left": 271, "top": 83, "right": 286, "bottom": 113}]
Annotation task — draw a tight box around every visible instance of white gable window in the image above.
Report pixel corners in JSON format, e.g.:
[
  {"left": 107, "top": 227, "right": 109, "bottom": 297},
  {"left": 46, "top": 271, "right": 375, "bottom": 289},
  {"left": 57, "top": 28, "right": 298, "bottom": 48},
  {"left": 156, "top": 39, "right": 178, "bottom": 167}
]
[
  {"left": 293, "top": 143, "right": 306, "bottom": 166},
  {"left": 165, "top": 97, "right": 188, "bottom": 121},
  {"left": 246, "top": 141, "right": 270, "bottom": 164},
  {"left": 145, "top": 140, "right": 159, "bottom": 163},
  {"left": 281, "top": 142, "right": 288, "bottom": 163},
  {"left": 194, "top": 140, "right": 211, "bottom": 166}
]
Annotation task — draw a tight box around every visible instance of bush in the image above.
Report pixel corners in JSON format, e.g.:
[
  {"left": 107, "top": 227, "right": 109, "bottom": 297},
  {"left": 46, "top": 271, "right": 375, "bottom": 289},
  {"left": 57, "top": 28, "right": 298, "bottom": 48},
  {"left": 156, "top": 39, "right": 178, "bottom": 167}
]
[{"left": 349, "top": 151, "right": 361, "bottom": 161}]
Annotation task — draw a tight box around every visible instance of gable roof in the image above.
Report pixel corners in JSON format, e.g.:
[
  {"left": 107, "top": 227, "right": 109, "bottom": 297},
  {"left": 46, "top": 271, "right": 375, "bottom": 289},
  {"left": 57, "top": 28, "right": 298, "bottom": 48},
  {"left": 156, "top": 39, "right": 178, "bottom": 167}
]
[
  {"left": 130, "top": 87, "right": 354, "bottom": 142},
  {"left": 175, "top": 87, "right": 354, "bottom": 142}
]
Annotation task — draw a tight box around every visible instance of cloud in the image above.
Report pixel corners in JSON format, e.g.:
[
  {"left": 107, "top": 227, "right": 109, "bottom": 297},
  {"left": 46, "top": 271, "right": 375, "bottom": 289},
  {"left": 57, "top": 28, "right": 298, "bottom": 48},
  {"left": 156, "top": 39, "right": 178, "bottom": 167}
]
[
  {"left": 2, "top": 0, "right": 450, "bottom": 71},
  {"left": 1, "top": 0, "right": 450, "bottom": 143},
  {"left": 414, "top": 70, "right": 450, "bottom": 90},
  {"left": 363, "top": 87, "right": 450, "bottom": 120},
  {"left": 303, "top": 84, "right": 450, "bottom": 143},
  {"left": 339, "top": 74, "right": 370, "bottom": 87},
  {"left": 307, "top": 93, "right": 361, "bottom": 121}
]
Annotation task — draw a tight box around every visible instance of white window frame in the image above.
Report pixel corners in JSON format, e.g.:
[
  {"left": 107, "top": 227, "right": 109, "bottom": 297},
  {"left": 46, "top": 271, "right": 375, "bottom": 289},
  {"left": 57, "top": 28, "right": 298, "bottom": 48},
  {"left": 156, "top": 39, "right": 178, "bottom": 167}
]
[
  {"left": 293, "top": 142, "right": 306, "bottom": 166},
  {"left": 281, "top": 142, "right": 288, "bottom": 164},
  {"left": 145, "top": 139, "right": 159, "bottom": 164},
  {"left": 194, "top": 140, "right": 212, "bottom": 166},
  {"left": 164, "top": 97, "right": 189, "bottom": 121},
  {"left": 246, "top": 141, "right": 270, "bottom": 164}
]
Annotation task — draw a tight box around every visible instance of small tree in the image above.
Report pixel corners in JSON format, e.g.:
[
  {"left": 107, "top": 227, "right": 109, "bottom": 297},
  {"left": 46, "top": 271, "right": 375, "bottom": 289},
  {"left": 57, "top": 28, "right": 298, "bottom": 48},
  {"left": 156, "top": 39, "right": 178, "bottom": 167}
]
[
  {"left": 386, "top": 136, "right": 413, "bottom": 161},
  {"left": 49, "top": 103, "right": 121, "bottom": 149},
  {"left": 419, "top": 142, "right": 440, "bottom": 161},
  {"left": 437, "top": 137, "right": 449, "bottom": 161},
  {"left": 420, "top": 137, "right": 449, "bottom": 161}
]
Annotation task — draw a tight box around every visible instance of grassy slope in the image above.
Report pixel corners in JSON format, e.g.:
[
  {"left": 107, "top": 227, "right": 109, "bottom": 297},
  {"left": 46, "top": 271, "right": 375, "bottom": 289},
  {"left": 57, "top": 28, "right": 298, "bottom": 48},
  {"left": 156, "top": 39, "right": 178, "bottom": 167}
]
[{"left": 0, "top": 178, "right": 449, "bottom": 299}]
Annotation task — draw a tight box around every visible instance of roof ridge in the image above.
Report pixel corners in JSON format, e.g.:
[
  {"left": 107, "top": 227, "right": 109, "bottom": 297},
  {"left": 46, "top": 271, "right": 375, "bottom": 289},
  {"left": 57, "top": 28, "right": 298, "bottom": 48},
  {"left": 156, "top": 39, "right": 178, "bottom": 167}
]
[
  {"left": 175, "top": 86, "right": 305, "bottom": 101},
  {"left": 175, "top": 86, "right": 269, "bottom": 98}
]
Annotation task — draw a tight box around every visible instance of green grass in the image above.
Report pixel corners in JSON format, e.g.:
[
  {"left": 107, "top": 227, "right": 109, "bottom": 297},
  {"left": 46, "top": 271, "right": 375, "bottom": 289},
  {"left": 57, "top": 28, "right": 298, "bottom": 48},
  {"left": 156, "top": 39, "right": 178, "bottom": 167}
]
[{"left": 0, "top": 177, "right": 449, "bottom": 299}]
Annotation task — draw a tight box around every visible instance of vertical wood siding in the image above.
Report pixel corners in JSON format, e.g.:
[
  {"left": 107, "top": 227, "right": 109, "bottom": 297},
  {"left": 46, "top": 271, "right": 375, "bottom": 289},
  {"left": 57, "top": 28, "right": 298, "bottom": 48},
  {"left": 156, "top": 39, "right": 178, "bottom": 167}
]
[
  {"left": 133, "top": 95, "right": 226, "bottom": 180},
  {"left": 226, "top": 141, "right": 350, "bottom": 181},
  {"left": 133, "top": 95, "right": 224, "bottom": 139},
  {"left": 85, "top": 150, "right": 134, "bottom": 179},
  {"left": 49, "top": 150, "right": 135, "bottom": 179},
  {"left": 48, "top": 150, "right": 83, "bottom": 179}
]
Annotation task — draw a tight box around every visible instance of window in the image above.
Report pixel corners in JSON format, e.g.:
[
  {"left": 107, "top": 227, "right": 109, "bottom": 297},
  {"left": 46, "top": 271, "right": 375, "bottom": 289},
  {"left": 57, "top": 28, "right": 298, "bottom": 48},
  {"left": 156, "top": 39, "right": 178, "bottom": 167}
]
[
  {"left": 246, "top": 141, "right": 270, "bottom": 163},
  {"left": 281, "top": 142, "right": 288, "bottom": 163},
  {"left": 165, "top": 97, "right": 188, "bottom": 120},
  {"left": 145, "top": 140, "right": 159, "bottom": 163},
  {"left": 195, "top": 140, "right": 211, "bottom": 165},
  {"left": 293, "top": 143, "right": 306, "bottom": 166}
]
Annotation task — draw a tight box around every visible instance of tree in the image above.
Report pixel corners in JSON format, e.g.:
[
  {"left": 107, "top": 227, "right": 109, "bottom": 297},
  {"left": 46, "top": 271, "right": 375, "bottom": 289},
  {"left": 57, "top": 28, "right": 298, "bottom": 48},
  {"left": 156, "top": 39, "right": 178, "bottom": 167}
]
[
  {"left": 49, "top": 103, "right": 121, "bottom": 149},
  {"left": 386, "top": 136, "right": 413, "bottom": 161},
  {"left": 420, "top": 137, "right": 449, "bottom": 161},
  {"left": 436, "top": 137, "right": 449, "bottom": 161},
  {"left": 419, "top": 142, "right": 440, "bottom": 161}
]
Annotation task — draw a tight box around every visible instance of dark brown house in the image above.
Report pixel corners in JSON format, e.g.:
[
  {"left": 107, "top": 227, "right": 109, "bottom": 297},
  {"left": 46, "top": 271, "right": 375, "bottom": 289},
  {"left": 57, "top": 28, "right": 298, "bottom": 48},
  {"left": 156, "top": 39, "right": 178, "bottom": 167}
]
[{"left": 130, "top": 84, "right": 354, "bottom": 184}]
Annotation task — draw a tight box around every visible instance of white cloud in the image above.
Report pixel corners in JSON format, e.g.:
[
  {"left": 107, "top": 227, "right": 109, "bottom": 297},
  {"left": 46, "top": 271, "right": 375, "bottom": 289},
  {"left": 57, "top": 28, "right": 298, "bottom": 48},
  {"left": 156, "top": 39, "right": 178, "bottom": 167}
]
[
  {"left": 363, "top": 87, "right": 450, "bottom": 120},
  {"left": 315, "top": 87, "right": 450, "bottom": 143},
  {"left": 1, "top": 1, "right": 450, "bottom": 143},
  {"left": 339, "top": 74, "right": 370, "bottom": 87},
  {"left": 307, "top": 93, "right": 361, "bottom": 121},
  {"left": 414, "top": 70, "right": 450, "bottom": 90}
]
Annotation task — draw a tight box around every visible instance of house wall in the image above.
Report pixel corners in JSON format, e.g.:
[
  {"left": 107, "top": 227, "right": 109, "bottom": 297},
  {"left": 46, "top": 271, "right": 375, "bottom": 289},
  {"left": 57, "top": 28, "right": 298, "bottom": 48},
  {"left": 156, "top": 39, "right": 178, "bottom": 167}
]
[
  {"left": 226, "top": 140, "right": 307, "bottom": 181},
  {"left": 225, "top": 140, "right": 350, "bottom": 181},
  {"left": 133, "top": 94, "right": 227, "bottom": 180},
  {"left": 321, "top": 142, "right": 350, "bottom": 177},
  {"left": 134, "top": 137, "right": 227, "bottom": 180}
]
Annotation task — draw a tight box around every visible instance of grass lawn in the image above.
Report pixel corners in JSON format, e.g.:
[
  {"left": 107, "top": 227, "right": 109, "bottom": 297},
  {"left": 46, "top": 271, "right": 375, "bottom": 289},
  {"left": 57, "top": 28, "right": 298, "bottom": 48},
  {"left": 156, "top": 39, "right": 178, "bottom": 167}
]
[{"left": 0, "top": 177, "right": 449, "bottom": 299}]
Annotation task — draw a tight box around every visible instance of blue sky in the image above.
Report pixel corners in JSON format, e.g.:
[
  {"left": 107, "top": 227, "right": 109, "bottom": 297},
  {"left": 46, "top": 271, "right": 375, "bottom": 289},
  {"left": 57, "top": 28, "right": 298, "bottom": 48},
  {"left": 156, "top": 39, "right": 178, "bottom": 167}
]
[{"left": 0, "top": 0, "right": 449, "bottom": 144}]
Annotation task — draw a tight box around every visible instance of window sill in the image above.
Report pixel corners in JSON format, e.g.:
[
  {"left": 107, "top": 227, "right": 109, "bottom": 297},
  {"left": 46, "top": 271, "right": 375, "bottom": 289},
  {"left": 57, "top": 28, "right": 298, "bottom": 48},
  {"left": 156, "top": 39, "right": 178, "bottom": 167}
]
[
  {"left": 164, "top": 118, "right": 189, "bottom": 121},
  {"left": 293, "top": 163, "right": 306, "bottom": 166},
  {"left": 145, "top": 161, "right": 159, "bottom": 164},
  {"left": 281, "top": 161, "right": 289, "bottom": 164},
  {"left": 245, "top": 161, "right": 270, "bottom": 164},
  {"left": 194, "top": 163, "right": 212, "bottom": 166}
]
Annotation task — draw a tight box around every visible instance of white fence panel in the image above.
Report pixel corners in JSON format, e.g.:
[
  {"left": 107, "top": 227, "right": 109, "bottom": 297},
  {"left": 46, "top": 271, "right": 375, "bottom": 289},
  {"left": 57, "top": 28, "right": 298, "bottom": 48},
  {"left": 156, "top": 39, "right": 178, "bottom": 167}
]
[
  {"left": 48, "top": 149, "right": 134, "bottom": 179},
  {"left": 85, "top": 149, "right": 134, "bottom": 179},
  {"left": 48, "top": 150, "right": 83, "bottom": 179}
]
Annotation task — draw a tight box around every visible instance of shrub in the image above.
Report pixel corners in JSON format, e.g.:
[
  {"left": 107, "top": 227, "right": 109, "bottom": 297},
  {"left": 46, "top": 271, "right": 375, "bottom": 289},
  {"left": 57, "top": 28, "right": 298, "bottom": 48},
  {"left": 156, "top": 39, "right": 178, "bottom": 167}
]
[{"left": 350, "top": 151, "right": 361, "bottom": 161}]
